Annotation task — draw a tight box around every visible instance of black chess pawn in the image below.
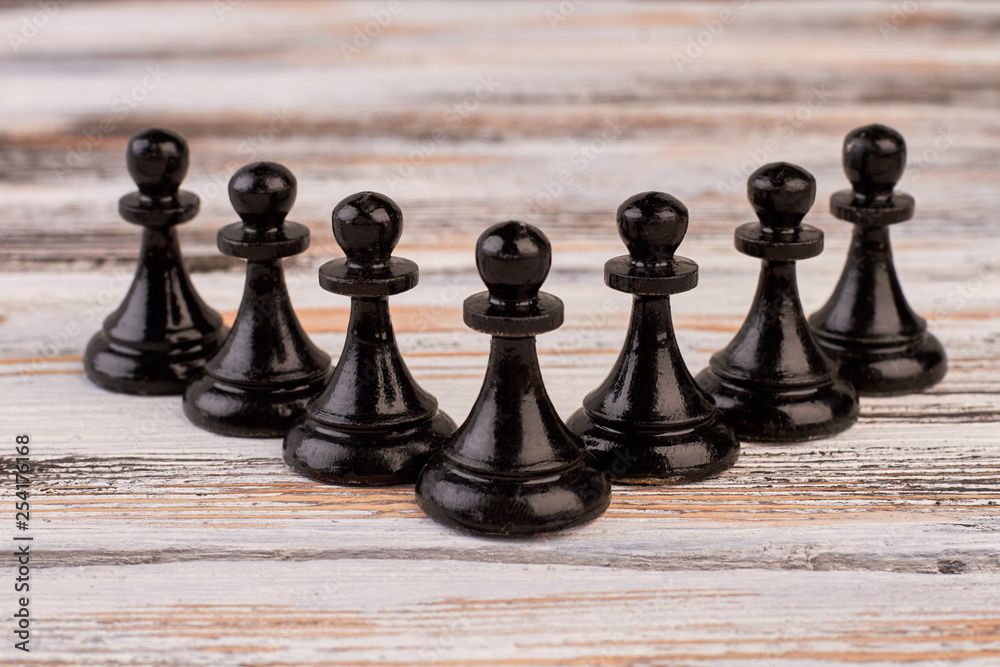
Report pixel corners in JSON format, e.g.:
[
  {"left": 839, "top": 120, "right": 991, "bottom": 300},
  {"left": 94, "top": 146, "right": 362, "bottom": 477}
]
[
  {"left": 809, "top": 124, "right": 947, "bottom": 395},
  {"left": 283, "top": 192, "right": 456, "bottom": 485},
  {"left": 84, "top": 127, "right": 227, "bottom": 395},
  {"left": 183, "top": 162, "right": 331, "bottom": 437},
  {"left": 696, "top": 162, "right": 860, "bottom": 442},
  {"left": 566, "top": 192, "right": 740, "bottom": 482},
  {"left": 416, "top": 221, "right": 612, "bottom": 536}
]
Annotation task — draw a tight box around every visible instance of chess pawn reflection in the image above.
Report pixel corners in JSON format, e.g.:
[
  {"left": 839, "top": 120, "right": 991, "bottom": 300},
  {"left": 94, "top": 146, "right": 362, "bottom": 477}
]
[
  {"left": 183, "top": 162, "right": 331, "bottom": 437},
  {"left": 283, "top": 192, "right": 456, "bottom": 485},
  {"left": 416, "top": 221, "right": 611, "bottom": 536},
  {"left": 567, "top": 192, "right": 740, "bottom": 482},
  {"left": 84, "top": 127, "right": 227, "bottom": 394},
  {"left": 809, "top": 124, "right": 946, "bottom": 395},
  {"left": 696, "top": 162, "right": 859, "bottom": 442}
]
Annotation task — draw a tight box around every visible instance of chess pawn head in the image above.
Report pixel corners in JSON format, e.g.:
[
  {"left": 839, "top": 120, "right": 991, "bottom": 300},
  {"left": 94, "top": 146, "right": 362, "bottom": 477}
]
[
  {"left": 618, "top": 191, "right": 687, "bottom": 266},
  {"left": 748, "top": 161, "right": 816, "bottom": 233},
  {"left": 462, "top": 221, "right": 563, "bottom": 335},
  {"left": 734, "top": 162, "right": 824, "bottom": 262},
  {"left": 126, "top": 127, "right": 189, "bottom": 204},
  {"left": 318, "top": 191, "right": 419, "bottom": 297},
  {"left": 333, "top": 191, "right": 403, "bottom": 269},
  {"left": 477, "top": 220, "right": 550, "bottom": 307},
  {"left": 230, "top": 161, "right": 296, "bottom": 234},
  {"left": 415, "top": 220, "right": 611, "bottom": 536},
  {"left": 842, "top": 124, "right": 906, "bottom": 204},
  {"left": 218, "top": 162, "right": 310, "bottom": 260}
]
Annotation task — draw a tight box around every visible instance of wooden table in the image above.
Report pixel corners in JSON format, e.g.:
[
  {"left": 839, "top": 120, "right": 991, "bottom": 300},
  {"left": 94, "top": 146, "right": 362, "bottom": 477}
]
[{"left": 2, "top": 1, "right": 998, "bottom": 664}]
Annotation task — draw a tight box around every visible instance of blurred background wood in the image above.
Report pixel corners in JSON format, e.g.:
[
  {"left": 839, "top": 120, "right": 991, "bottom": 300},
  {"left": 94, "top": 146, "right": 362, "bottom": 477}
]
[{"left": 1, "top": 1, "right": 998, "bottom": 664}]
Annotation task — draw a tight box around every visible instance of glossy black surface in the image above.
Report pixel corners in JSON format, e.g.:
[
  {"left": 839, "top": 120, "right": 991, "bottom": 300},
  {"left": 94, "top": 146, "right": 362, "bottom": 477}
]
[
  {"left": 84, "top": 128, "right": 227, "bottom": 395},
  {"left": 283, "top": 192, "right": 456, "bottom": 486},
  {"left": 809, "top": 124, "right": 947, "bottom": 395},
  {"left": 183, "top": 162, "right": 331, "bottom": 437},
  {"left": 566, "top": 192, "right": 740, "bottom": 482},
  {"left": 416, "top": 222, "right": 611, "bottom": 536},
  {"left": 696, "top": 163, "right": 860, "bottom": 442}
]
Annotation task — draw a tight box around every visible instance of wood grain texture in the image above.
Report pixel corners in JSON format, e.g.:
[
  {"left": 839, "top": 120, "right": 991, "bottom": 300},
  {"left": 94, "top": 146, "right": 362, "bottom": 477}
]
[{"left": 1, "top": 1, "right": 999, "bottom": 665}]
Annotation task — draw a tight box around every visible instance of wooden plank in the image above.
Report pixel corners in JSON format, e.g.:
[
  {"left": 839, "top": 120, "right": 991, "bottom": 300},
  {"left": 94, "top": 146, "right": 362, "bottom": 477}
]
[{"left": 15, "top": 562, "right": 1000, "bottom": 666}]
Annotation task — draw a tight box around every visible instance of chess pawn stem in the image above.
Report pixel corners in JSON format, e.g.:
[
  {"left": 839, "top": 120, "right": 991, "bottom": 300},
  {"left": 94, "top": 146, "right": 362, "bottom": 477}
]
[
  {"left": 283, "top": 192, "right": 455, "bottom": 486},
  {"left": 809, "top": 124, "right": 946, "bottom": 395},
  {"left": 209, "top": 259, "right": 317, "bottom": 388},
  {"left": 460, "top": 334, "right": 585, "bottom": 474},
  {"left": 567, "top": 192, "right": 739, "bottom": 482},
  {"left": 696, "top": 162, "right": 859, "bottom": 442},
  {"left": 416, "top": 221, "right": 611, "bottom": 536},
  {"left": 183, "top": 162, "right": 331, "bottom": 437},
  {"left": 85, "top": 127, "right": 227, "bottom": 395}
]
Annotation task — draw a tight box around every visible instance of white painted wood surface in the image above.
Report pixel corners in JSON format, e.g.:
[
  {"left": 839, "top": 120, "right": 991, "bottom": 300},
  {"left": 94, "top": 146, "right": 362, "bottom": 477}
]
[{"left": 1, "top": 1, "right": 999, "bottom": 665}]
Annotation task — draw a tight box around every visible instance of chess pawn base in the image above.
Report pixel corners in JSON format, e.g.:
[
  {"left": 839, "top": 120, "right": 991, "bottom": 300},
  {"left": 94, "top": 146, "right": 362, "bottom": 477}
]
[
  {"left": 182, "top": 256, "right": 332, "bottom": 438},
  {"left": 567, "top": 290, "right": 740, "bottom": 483},
  {"left": 694, "top": 370, "right": 859, "bottom": 442},
  {"left": 566, "top": 410, "right": 739, "bottom": 483},
  {"left": 415, "top": 455, "right": 610, "bottom": 537},
  {"left": 283, "top": 290, "right": 456, "bottom": 485},
  {"left": 183, "top": 374, "right": 330, "bottom": 438},
  {"left": 284, "top": 412, "right": 456, "bottom": 486},
  {"left": 416, "top": 335, "right": 611, "bottom": 537},
  {"left": 85, "top": 332, "right": 224, "bottom": 396},
  {"left": 808, "top": 330, "right": 946, "bottom": 397},
  {"left": 84, "top": 224, "right": 227, "bottom": 395},
  {"left": 810, "top": 223, "right": 947, "bottom": 396}
]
